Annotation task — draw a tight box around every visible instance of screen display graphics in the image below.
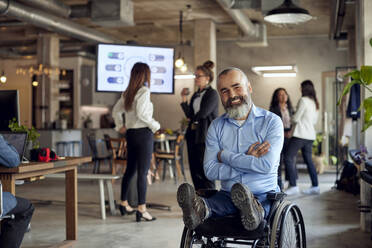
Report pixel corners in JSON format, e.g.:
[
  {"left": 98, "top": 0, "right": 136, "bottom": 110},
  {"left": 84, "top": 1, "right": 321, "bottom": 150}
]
[{"left": 97, "top": 44, "right": 174, "bottom": 94}]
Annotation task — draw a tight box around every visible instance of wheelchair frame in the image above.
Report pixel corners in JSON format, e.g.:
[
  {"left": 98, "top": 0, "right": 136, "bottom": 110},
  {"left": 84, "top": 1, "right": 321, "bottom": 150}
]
[{"left": 179, "top": 194, "right": 306, "bottom": 248}]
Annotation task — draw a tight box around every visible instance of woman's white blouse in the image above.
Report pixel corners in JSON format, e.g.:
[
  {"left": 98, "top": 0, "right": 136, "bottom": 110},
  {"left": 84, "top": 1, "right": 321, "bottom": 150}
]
[
  {"left": 112, "top": 87, "right": 160, "bottom": 133},
  {"left": 292, "top": 96, "right": 318, "bottom": 140}
]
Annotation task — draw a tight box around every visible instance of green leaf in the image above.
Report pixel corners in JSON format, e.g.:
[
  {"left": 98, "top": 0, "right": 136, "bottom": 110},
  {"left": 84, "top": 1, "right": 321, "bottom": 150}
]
[
  {"left": 361, "top": 66, "right": 372, "bottom": 85},
  {"left": 337, "top": 80, "right": 359, "bottom": 105},
  {"left": 345, "top": 70, "right": 361, "bottom": 80},
  {"left": 364, "top": 97, "right": 372, "bottom": 121},
  {"left": 370, "top": 38, "right": 372, "bottom": 47},
  {"left": 362, "top": 119, "right": 372, "bottom": 132},
  {"left": 330, "top": 155, "right": 338, "bottom": 166}
]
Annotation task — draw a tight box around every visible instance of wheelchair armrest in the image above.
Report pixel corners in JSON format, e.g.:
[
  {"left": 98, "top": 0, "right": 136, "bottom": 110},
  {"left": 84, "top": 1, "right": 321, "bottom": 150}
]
[
  {"left": 196, "top": 189, "right": 218, "bottom": 198},
  {"left": 267, "top": 192, "right": 286, "bottom": 201}
]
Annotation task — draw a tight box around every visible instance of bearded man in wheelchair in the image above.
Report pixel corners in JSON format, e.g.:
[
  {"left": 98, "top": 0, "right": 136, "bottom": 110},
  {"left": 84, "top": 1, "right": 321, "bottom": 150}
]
[{"left": 177, "top": 68, "right": 306, "bottom": 248}]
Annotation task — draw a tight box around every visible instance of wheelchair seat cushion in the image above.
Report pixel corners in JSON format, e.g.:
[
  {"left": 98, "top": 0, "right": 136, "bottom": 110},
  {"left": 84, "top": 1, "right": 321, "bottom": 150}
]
[{"left": 194, "top": 215, "right": 267, "bottom": 240}]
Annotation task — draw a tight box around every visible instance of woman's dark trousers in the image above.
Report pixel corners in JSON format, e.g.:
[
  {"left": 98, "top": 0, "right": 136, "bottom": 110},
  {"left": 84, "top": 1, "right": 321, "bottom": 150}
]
[
  {"left": 121, "top": 128, "right": 153, "bottom": 205},
  {"left": 186, "top": 130, "right": 215, "bottom": 191},
  {"left": 0, "top": 197, "right": 34, "bottom": 248},
  {"left": 284, "top": 137, "right": 318, "bottom": 187}
]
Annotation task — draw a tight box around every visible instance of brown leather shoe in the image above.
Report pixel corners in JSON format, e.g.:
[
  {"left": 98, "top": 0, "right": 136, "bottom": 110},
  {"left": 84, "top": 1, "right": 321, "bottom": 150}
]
[
  {"left": 231, "top": 183, "right": 264, "bottom": 231},
  {"left": 177, "top": 183, "right": 206, "bottom": 230}
]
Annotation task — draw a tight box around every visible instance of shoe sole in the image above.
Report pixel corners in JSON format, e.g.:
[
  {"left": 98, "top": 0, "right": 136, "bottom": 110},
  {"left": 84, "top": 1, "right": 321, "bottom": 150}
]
[
  {"left": 177, "top": 183, "right": 201, "bottom": 230},
  {"left": 231, "top": 183, "right": 261, "bottom": 231}
]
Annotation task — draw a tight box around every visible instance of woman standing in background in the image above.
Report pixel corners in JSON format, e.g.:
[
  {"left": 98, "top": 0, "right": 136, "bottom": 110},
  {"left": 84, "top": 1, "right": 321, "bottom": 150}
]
[
  {"left": 112, "top": 62, "right": 160, "bottom": 221},
  {"left": 180, "top": 60, "right": 219, "bottom": 191},
  {"left": 269, "top": 88, "right": 294, "bottom": 190},
  {"left": 284, "top": 80, "right": 320, "bottom": 195}
]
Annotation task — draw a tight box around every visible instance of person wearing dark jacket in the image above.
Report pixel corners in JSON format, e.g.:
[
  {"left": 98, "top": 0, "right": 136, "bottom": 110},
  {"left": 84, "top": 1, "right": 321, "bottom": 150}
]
[
  {"left": 269, "top": 88, "right": 294, "bottom": 190},
  {"left": 0, "top": 134, "right": 34, "bottom": 248},
  {"left": 180, "top": 60, "right": 219, "bottom": 190}
]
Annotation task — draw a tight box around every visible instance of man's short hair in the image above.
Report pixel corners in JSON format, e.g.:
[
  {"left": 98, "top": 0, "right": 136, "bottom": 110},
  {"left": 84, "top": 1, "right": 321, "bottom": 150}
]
[{"left": 217, "top": 67, "right": 250, "bottom": 88}]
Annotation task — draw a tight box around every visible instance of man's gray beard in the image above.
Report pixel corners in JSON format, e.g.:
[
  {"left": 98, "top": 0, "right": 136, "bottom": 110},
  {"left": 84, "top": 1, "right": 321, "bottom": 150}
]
[
  {"left": 226, "top": 103, "right": 250, "bottom": 119},
  {"left": 225, "top": 96, "right": 252, "bottom": 119}
]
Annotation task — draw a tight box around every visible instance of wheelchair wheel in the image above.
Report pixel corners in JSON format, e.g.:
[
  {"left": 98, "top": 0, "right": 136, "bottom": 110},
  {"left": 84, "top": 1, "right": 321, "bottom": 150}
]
[{"left": 270, "top": 201, "right": 306, "bottom": 248}]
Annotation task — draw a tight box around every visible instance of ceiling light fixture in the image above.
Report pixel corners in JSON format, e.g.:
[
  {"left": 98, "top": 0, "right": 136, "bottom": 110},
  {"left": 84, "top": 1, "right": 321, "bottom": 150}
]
[
  {"left": 32, "top": 75, "right": 39, "bottom": 87},
  {"left": 175, "top": 10, "right": 187, "bottom": 69},
  {"left": 0, "top": 70, "right": 6, "bottom": 84},
  {"left": 264, "top": 0, "right": 312, "bottom": 25},
  {"left": 16, "top": 64, "right": 67, "bottom": 78},
  {"left": 263, "top": 73, "right": 297, "bottom": 78},
  {"left": 175, "top": 74, "right": 195, "bottom": 80},
  {"left": 251, "top": 65, "right": 297, "bottom": 77},
  {"left": 252, "top": 65, "right": 295, "bottom": 72}
]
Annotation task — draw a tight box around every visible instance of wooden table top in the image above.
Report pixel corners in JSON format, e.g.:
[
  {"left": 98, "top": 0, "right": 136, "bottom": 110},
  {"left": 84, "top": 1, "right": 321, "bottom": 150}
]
[{"left": 0, "top": 156, "right": 92, "bottom": 173}]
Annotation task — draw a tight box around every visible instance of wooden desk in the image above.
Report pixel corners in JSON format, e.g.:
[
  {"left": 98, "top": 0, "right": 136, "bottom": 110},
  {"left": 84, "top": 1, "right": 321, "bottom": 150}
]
[{"left": 0, "top": 156, "right": 92, "bottom": 242}]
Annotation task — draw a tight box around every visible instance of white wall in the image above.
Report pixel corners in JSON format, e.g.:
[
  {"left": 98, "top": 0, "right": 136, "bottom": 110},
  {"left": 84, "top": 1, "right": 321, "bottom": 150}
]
[{"left": 216, "top": 36, "right": 348, "bottom": 132}]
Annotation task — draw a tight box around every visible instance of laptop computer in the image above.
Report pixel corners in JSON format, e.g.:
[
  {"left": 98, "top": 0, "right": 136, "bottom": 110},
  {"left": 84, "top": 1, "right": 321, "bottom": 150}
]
[{"left": 0, "top": 131, "right": 28, "bottom": 161}]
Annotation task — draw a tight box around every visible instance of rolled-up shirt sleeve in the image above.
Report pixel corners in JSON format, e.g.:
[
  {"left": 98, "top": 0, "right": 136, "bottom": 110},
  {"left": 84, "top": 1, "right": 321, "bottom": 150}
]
[
  {"left": 204, "top": 121, "right": 241, "bottom": 180},
  {"left": 0, "top": 135, "right": 20, "bottom": 167},
  {"left": 220, "top": 117, "right": 284, "bottom": 174},
  {"left": 136, "top": 89, "right": 160, "bottom": 133}
]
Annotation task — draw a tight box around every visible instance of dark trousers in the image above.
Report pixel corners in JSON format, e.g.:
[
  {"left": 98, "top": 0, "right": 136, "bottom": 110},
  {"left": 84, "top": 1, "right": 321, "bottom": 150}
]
[
  {"left": 204, "top": 190, "right": 271, "bottom": 219},
  {"left": 0, "top": 197, "right": 34, "bottom": 248},
  {"left": 284, "top": 137, "right": 318, "bottom": 187},
  {"left": 186, "top": 130, "right": 215, "bottom": 191},
  {"left": 278, "top": 137, "right": 293, "bottom": 190},
  {"left": 121, "top": 128, "right": 153, "bottom": 205}
]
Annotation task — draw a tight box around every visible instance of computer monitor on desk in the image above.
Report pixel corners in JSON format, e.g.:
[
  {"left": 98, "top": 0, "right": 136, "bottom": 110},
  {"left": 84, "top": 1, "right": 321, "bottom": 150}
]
[{"left": 0, "top": 90, "right": 20, "bottom": 131}]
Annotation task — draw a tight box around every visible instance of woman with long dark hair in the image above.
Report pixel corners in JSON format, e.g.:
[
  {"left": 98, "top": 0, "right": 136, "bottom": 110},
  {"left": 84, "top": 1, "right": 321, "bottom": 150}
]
[
  {"left": 180, "top": 60, "right": 219, "bottom": 190},
  {"left": 269, "top": 88, "right": 294, "bottom": 190},
  {"left": 284, "top": 80, "right": 320, "bottom": 195},
  {"left": 112, "top": 62, "right": 160, "bottom": 221}
]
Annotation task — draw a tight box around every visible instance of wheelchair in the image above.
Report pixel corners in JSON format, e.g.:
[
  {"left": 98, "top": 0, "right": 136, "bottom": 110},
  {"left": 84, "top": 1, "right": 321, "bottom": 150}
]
[{"left": 179, "top": 190, "right": 306, "bottom": 248}]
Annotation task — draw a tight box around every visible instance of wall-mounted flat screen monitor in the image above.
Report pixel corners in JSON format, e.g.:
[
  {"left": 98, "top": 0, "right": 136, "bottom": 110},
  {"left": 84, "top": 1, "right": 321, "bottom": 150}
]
[
  {"left": 0, "top": 90, "right": 20, "bottom": 131},
  {"left": 96, "top": 44, "right": 174, "bottom": 94}
]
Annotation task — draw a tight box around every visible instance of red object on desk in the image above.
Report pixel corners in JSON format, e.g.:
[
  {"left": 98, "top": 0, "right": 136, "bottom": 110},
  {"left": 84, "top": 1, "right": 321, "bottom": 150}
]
[{"left": 38, "top": 148, "right": 59, "bottom": 162}]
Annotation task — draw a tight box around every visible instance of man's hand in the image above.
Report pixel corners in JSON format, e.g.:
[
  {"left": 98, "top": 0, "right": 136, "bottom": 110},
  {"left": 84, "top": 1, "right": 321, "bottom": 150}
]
[
  {"left": 246, "top": 141, "right": 270, "bottom": 158},
  {"left": 217, "top": 150, "right": 223, "bottom": 162}
]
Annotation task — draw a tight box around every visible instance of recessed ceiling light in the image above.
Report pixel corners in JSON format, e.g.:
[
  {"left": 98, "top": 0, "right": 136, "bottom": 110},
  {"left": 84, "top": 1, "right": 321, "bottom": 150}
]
[
  {"left": 252, "top": 65, "right": 295, "bottom": 72},
  {"left": 263, "top": 73, "right": 297, "bottom": 78},
  {"left": 175, "top": 74, "right": 195, "bottom": 80}
]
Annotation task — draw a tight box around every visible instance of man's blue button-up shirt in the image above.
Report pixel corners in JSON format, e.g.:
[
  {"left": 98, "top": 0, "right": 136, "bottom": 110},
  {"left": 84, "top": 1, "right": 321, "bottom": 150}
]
[
  {"left": 0, "top": 134, "right": 20, "bottom": 216},
  {"left": 204, "top": 105, "right": 284, "bottom": 195}
]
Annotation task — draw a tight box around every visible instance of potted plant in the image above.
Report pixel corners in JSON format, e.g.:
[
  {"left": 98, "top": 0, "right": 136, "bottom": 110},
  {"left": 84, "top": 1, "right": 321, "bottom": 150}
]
[
  {"left": 8, "top": 118, "right": 40, "bottom": 149},
  {"left": 56, "top": 110, "right": 69, "bottom": 129},
  {"left": 338, "top": 38, "right": 372, "bottom": 132},
  {"left": 82, "top": 113, "right": 93, "bottom": 129},
  {"left": 312, "top": 133, "right": 327, "bottom": 174}
]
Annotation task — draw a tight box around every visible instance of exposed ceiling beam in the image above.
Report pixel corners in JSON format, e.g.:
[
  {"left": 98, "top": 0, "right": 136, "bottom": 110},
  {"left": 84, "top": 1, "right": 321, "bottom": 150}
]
[{"left": 0, "top": 0, "right": 122, "bottom": 44}]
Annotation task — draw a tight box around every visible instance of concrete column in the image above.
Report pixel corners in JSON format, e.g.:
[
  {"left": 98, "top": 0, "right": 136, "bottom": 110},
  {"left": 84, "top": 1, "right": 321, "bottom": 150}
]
[
  {"left": 35, "top": 34, "right": 60, "bottom": 128},
  {"left": 361, "top": 0, "right": 372, "bottom": 154},
  {"left": 358, "top": 0, "right": 372, "bottom": 232},
  {"left": 194, "top": 19, "right": 217, "bottom": 88}
]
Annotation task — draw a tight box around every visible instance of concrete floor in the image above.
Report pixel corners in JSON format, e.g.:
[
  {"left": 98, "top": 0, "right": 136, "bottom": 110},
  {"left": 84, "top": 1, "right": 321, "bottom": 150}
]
[{"left": 15, "top": 166, "right": 372, "bottom": 248}]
